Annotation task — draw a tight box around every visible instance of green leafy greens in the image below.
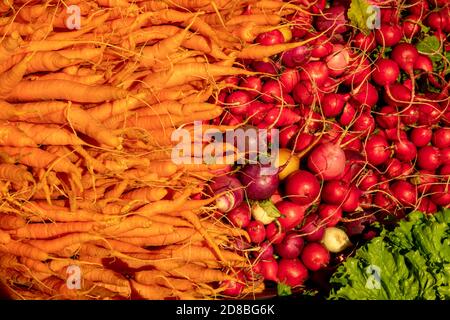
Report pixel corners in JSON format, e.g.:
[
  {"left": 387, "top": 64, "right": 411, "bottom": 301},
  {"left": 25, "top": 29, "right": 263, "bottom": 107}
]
[{"left": 328, "top": 210, "right": 450, "bottom": 300}]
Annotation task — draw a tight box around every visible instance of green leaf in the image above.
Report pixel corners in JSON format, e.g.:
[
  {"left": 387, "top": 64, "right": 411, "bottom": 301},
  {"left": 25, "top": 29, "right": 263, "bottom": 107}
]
[
  {"left": 416, "top": 36, "right": 441, "bottom": 59},
  {"left": 347, "top": 0, "right": 375, "bottom": 35},
  {"left": 277, "top": 283, "right": 292, "bottom": 296},
  {"left": 258, "top": 199, "right": 281, "bottom": 218}
]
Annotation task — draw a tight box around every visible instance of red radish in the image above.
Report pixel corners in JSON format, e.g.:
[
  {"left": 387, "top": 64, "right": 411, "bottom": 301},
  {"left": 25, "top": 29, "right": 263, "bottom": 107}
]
[
  {"left": 275, "top": 233, "right": 305, "bottom": 258},
  {"left": 377, "top": 105, "right": 398, "bottom": 129},
  {"left": 375, "top": 24, "right": 402, "bottom": 47},
  {"left": 343, "top": 57, "right": 372, "bottom": 86},
  {"left": 391, "top": 43, "right": 419, "bottom": 73},
  {"left": 413, "top": 54, "right": 432, "bottom": 73},
  {"left": 276, "top": 201, "right": 307, "bottom": 230},
  {"left": 411, "top": 169, "right": 437, "bottom": 193},
  {"left": 223, "top": 76, "right": 240, "bottom": 87},
  {"left": 400, "top": 162, "right": 414, "bottom": 177},
  {"left": 341, "top": 185, "right": 361, "bottom": 212},
  {"left": 401, "top": 105, "right": 419, "bottom": 125},
  {"left": 292, "top": 132, "right": 315, "bottom": 152},
  {"left": 426, "top": 11, "right": 446, "bottom": 30},
  {"left": 239, "top": 164, "right": 280, "bottom": 200},
  {"left": 247, "top": 220, "right": 266, "bottom": 244},
  {"left": 403, "top": 15, "right": 421, "bottom": 38},
  {"left": 279, "top": 125, "right": 299, "bottom": 148},
  {"left": 222, "top": 112, "right": 243, "bottom": 126},
  {"left": 257, "top": 241, "right": 274, "bottom": 260},
  {"left": 251, "top": 61, "right": 279, "bottom": 74},
  {"left": 394, "top": 139, "right": 417, "bottom": 161},
  {"left": 261, "top": 80, "right": 282, "bottom": 103},
  {"left": 289, "top": 11, "right": 312, "bottom": 38},
  {"left": 307, "top": 143, "right": 346, "bottom": 180},
  {"left": 326, "top": 44, "right": 350, "bottom": 77},
  {"left": 226, "top": 91, "right": 251, "bottom": 116},
  {"left": 391, "top": 180, "right": 417, "bottom": 207},
  {"left": 240, "top": 76, "right": 262, "bottom": 98},
  {"left": 321, "top": 92, "right": 346, "bottom": 120},
  {"left": 441, "top": 148, "right": 450, "bottom": 164},
  {"left": 264, "top": 107, "right": 301, "bottom": 127},
  {"left": 246, "top": 101, "right": 271, "bottom": 125},
  {"left": 279, "top": 93, "right": 296, "bottom": 107},
  {"left": 408, "top": 0, "right": 429, "bottom": 17},
  {"left": 339, "top": 102, "right": 357, "bottom": 126},
  {"left": 322, "top": 180, "right": 349, "bottom": 205},
  {"left": 315, "top": 5, "right": 349, "bottom": 35},
  {"left": 440, "top": 164, "right": 450, "bottom": 175},
  {"left": 432, "top": 128, "right": 450, "bottom": 148},
  {"left": 385, "top": 158, "right": 403, "bottom": 178},
  {"left": 353, "top": 32, "right": 376, "bottom": 51},
  {"left": 352, "top": 82, "right": 379, "bottom": 108},
  {"left": 221, "top": 273, "right": 245, "bottom": 296},
  {"left": 210, "top": 176, "right": 244, "bottom": 213},
  {"left": 417, "top": 197, "right": 437, "bottom": 214},
  {"left": 372, "top": 59, "right": 400, "bottom": 86},
  {"left": 417, "top": 146, "right": 441, "bottom": 171},
  {"left": 380, "top": 7, "right": 399, "bottom": 24},
  {"left": 359, "top": 170, "right": 379, "bottom": 191},
  {"left": 299, "top": 61, "right": 329, "bottom": 87},
  {"left": 266, "top": 222, "right": 286, "bottom": 244},
  {"left": 310, "top": 36, "right": 333, "bottom": 58},
  {"left": 352, "top": 112, "right": 375, "bottom": 135},
  {"left": 384, "top": 83, "right": 412, "bottom": 107},
  {"left": 384, "top": 127, "right": 408, "bottom": 141},
  {"left": 281, "top": 46, "right": 311, "bottom": 68},
  {"left": 341, "top": 133, "right": 362, "bottom": 152},
  {"left": 317, "top": 204, "right": 342, "bottom": 227},
  {"left": 417, "top": 102, "right": 441, "bottom": 126},
  {"left": 300, "top": 243, "right": 330, "bottom": 271},
  {"left": 364, "top": 135, "right": 391, "bottom": 166},
  {"left": 430, "top": 184, "right": 450, "bottom": 206},
  {"left": 279, "top": 68, "right": 300, "bottom": 93},
  {"left": 260, "top": 258, "right": 279, "bottom": 282},
  {"left": 277, "top": 259, "right": 308, "bottom": 287},
  {"left": 256, "top": 30, "right": 285, "bottom": 46},
  {"left": 374, "top": 192, "right": 396, "bottom": 211},
  {"left": 292, "top": 80, "right": 315, "bottom": 106},
  {"left": 284, "top": 170, "right": 320, "bottom": 206},
  {"left": 227, "top": 203, "right": 251, "bottom": 228},
  {"left": 410, "top": 126, "right": 432, "bottom": 147},
  {"left": 299, "top": 214, "right": 325, "bottom": 242}
]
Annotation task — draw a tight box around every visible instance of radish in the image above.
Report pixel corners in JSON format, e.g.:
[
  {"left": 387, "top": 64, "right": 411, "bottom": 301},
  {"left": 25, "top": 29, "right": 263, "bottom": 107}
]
[
  {"left": 261, "top": 79, "right": 282, "bottom": 103},
  {"left": 384, "top": 83, "right": 412, "bottom": 107},
  {"left": 364, "top": 135, "right": 391, "bottom": 166},
  {"left": 307, "top": 143, "right": 346, "bottom": 180},
  {"left": 321, "top": 93, "right": 345, "bottom": 118},
  {"left": 251, "top": 201, "right": 277, "bottom": 225},
  {"left": 432, "top": 128, "right": 450, "bottom": 148},
  {"left": 384, "top": 127, "right": 408, "bottom": 141},
  {"left": 299, "top": 61, "right": 329, "bottom": 87},
  {"left": 260, "top": 258, "right": 279, "bottom": 282},
  {"left": 292, "top": 132, "right": 315, "bottom": 152},
  {"left": 417, "top": 101, "right": 441, "bottom": 126},
  {"left": 390, "top": 180, "right": 417, "bottom": 207},
  {"left": 411, "top": 169, "right": 437, "bottom": 193},
  {"left": 246, "top": 101, "right": 271, "bottom": 125},
  {"left": 279, "top": 68, "right": 300, "bottom": 93},
  {"left": 372, "top": 59, "right": 400, "bottom": 86},
  {"left": 339, "top": 102, "right": 357, "bottom": 126},
  {"left": 284, "top": 170, "right": 320, "bottom": 206},
  {"left": 353, "top": 32, "right": 376, "bottom": 52},
  {"left": 209, "top": 176, "right": 244, "bottom": 213},
  {"left": 376, "top": 105, "right": 398, "bottom": 128},
  {"left": 394, "top": 139, "right": 417, "bottom": 161},
  {"left": 300, "top": 243, "right": 330, "bottom": 271},
  {"left": 430, "top": 184, "right": 450, "bottom": 206},
  {"left": 326, "top": 44, "right": 350, "bottom": 77},
  {"left": 352, "top": 82, "right": 379, "bottom": 108},
  {"left": 239, "top": 164, "right": 280, "bottom": 200},
  {"left": 221, "top": 272, "right": 245, "bottom": 296},
  {"left": 247, "top": 220, "right": 266, "bottom": 244},
  {"left": 275, "top": 233, "right": 305, "bottom": 259},
  {"left": 292, "top": 80, "right": 315, "bottom": 106},
  {"left": 279, "top": 125, "right": 299, "bottom": 148},
  {"left": 322, "top": 180, "right": 349, "bottom": 205},
  {"left": 299, "top": 214, "right": 325, "bottom": 242},
  {"left": 276, "top": 201, "right": 307, "bottom": 230},
  {"left": 240, "top": 76, "right": 262, "bottom": 98},
  {"left": 281, "top": 46, "right": 311, "bottom": 68},
  {"left": 257, "top": 241, "right": 274, "bottom": 260},
  {"left": 227, "top": 203, "right": 251, "bottom": 228},
  {"left": 417, "top": 146, "right": 441, "bottom": 171},
  {"left": 342, "top": 57, "right": 372, "bottom": 86},
  {"left": 266, "top": 222, "right": 286, "bottom": 244},
  {"left": 251, "top": 61, "right": 279, "bottom": 74},
  {"left": 441, "top": 147, "right": 450, "bottom": 164},
  {"left": 256, "top": 30, "right": 285, "bottom": 46},
  {"left": 417, "top": 197, "right": 438, "bottom": 215},
  {"left": 277, "top": 259, "right": 308, "bottom": 287},
  {"left": 403, "top": 15, "right": 421, "bottom": 38},
  {"left": 315, "top": 5, "right": 349, "bottom": 35},
  {"left": 310, "top": 35, "right": 333, "bottom": 58},
  {"left": 401, "top": 105, "right": 419, "bottom": 125},
  {"left": 385, "top": 158, "right": 403, "bottom": 178},
  {"left": 226, "top": 90, "right": 252, "bottom": 116},
  {"left": 352, "top": 112, "right": 376, "bottom": 135},
  {"left": 341, "top": 185, "right": 361, "bottom": 212},
  {"left": 317, "top": 204, "right": 342, "bottom": 227},
  {"left": 374, "top": 192, "right": 396, "bottom": 211},
  {"left": 410, "top": 126, "right": 432, "bottom": 147},
  {"left": 321, "top": 227, "right": 352, "bottom": 253},
  {"left": 359, "top": 170, "right": 379, "bottom": 191},
  {"left": 391, "top": 43, "right": 419, "bottom": 73},
  {"left": 264, "top": 107, "right": 301, "bottom": 127},
  {"left": 375, "top": 24, "right": 402, "bottom": 47}
]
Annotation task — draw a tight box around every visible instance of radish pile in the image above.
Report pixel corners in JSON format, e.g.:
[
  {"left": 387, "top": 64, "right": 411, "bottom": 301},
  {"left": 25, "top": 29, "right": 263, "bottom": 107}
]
[{"left": 211, "top": 0, "right": 450, "bottom": 295}]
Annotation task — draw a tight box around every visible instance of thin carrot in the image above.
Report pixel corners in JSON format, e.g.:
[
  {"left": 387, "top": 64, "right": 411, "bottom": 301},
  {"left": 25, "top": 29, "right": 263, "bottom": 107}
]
[
  {"left": 12, "top": 123, "right": 86, "bottom": 146},
  {"left": 121, "top": 187, "right": 167, "bottom": 202},
  {"left": 0, "top": 229, "right": 11, "bottom": 244},
  {"left": 0, "top": 126, "right": 37, "bottom": 147},
  {"left": 226, "top": 14, "right": 281, "bottom": 26},
  {"left": 135, "top": 271, "right": 194, "bottom": 291},
  {"left": 118, "top": 227, "right": 201, "bottom": 246},
  {"left": 19, "top": 257, "right": 53, "bottom": 274},
  {"left": 130, "top": 280, "right": 174, "bottom": 300},
  {"left": 135, "top": 189, "right": 191, "bottom": 217},
  {"left": 10, "top": 222, "right": 95, "bottom": 239},
  {"left": 0, "top": 54, "right": 29, "bottom": 97},
  {"left": 115, "top": 223, "right": 174, "bottom": 238},
  {"left": 0, "top": 214, "right": 27, "bottom": 230},
  {"left": 27, "top": 233, "right": 103, "bottom": 253},
  {"left": 97, "top": 215, "right": 152, "bottom": 235},
  {"left": 25, "top": 51, "right": 75, "bottom": 74},
  {"left": 237, "top": 39, "right": 314, "bottom": 59},
  {"left": 0, "top": 241, "right": 50, "bottom": 261},
  {"left": 169, "top": 264, "right": 233, "bottom": 282}
]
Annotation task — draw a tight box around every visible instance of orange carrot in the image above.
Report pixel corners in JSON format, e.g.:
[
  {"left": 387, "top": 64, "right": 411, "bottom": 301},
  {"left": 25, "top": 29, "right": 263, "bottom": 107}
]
[
  {"left": 118, "top": 227, "right": 201, "bottom": 246},
  {"left": 121, "top": 187, "right": 167, "bottom": 202},
  {"left": 12, "top": 123, "right": 85, "bottom": 146},
  {"left": 115, "top": 223, "right": 174, "bottom": 238},
  {"left": 25, "top": 51, "right": 75, "bottom": 74},
  {"left": 0, "top": 241, "right": 50, "bottom": 261},
  {"left": 0, "top": 229, "right": 11, "bottom": 244},
  {"left": 0, "top": 214, "right": 27, "bottom": 230},
  {"left": 169, "top": 264, "right": 232, "bottom": 282},
  {"left": 20, "top": 257, "right": 53, "bottom": 274},
  {"left": 10, "top": 222, "right": 95, "bottom": 239},
  {"left": 237, "top": 39, "right": 314, "bottom": 59},
  {"left": 0, "top": 54, "right": 29, "bottom": 97},
  {"left": 135, "top": 189, "right": 191, "bottom": 217},
  {"left": 97, "top": 215, "right": 152, "bottom": 235},
  {"left": 135, "top": 271, "right": 194, "bottom": 291},
  {"left": 130, "top": 280, "right": 174, "bottom": 300},
  {"left": 0, "top": 126, "right": 37, "bottom": 147},
  {"left": 226, "top": 14, "right": 281, "bottom": 26},
  {"left": 27, "top": 233, "right": 103, "bottom": 253}
]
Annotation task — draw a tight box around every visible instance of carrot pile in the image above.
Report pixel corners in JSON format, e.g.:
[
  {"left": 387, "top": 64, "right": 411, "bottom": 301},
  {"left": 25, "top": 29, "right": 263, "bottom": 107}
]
[{"left": 0, "top": 0, "right": 309, "bottom": 300}]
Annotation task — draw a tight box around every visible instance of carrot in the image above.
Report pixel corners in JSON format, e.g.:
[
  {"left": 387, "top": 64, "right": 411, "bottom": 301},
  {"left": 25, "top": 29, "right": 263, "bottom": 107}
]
[
  {"left": 0, "top": 126, "right": 37, "bottom": 147},
  {"left": 6, "top": 80, "right": 128, "bottom": 103},
  {"left": 0, "top": 241, "right": 50, "bottom": 261},
  {"left": 135, "top": 188, "right": 191, "bottom": 217},
  {"left": 92, "top": 239, "right": 149, "bottom": 254},
  {"left": 32, "top": 72, "right": 105, "bottom": 85},
  {"left": 97, "top": 215, "right": 152, "bottom": 235},
  {"left": 121, "top": 187, "right": 167, "bottom": 202},
  {"left": 10, "top": 222, "right": 95, "bottom": 239},
  {"left": 237, "top": 39, "right": 315, "bottom": 59},
  {"left": 0, "top": 214, "right": 27, "bottom": 230},
  {"left": 0, "top": 146, "right": 80, "bottom": 175},
  {"left": 159, "top": 245, "right": 246, "bottom": 263},
  {"left": 142, "top": 63, "right": 254, "bottom": 89},
  {"left": 0, "top": 54, "right": 29, "bottom": 97},
  {"left": 130, "top": 280, "right": 174, "bottom": 300},
  {"left": 118, "top": 227, "right": 201, "bottom": 246},
  {"left": 0, "top": 33, "right": 22, "bottom": 64},
  {"left": 25, "top": 51, "right": 76, "bottom": 74},
  {"left": 27, "top": 233, "right": 103, "bottom": 253},
  {"left": 115, "top": 223, "right": 174, "bottom": 238},
  {"left": 0, "top": 229, "right": 11, "bottom": 244},
  {"left": 226, "top": 14, "right": 281, "bottom": 26},
  {"left": 19, "top": 257, "right": 53, "bottom": 275},
  {"left": 135, "top": 271, "right": 194, "bottom": 291},
  {"left": 87, "top": 92, "right": 147, "bottom": 121},
  {"left": 170, "top": 264, "right": 232, "bottom": 282},
  {"left": 149, "top": 215, "right": 193, "bottom": 228},
  {"left": 12, "top": 123, "right": 85, "bottom": 146},
  {"left": 57, "top": 47, "right": 104, "bottom": 63}
]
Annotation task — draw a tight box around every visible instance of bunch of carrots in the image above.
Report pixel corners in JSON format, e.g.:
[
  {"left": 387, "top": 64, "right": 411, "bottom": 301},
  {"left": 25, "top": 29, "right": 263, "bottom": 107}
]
[{"left": 0, "top": 0, "right": 311, "bottom": 299}]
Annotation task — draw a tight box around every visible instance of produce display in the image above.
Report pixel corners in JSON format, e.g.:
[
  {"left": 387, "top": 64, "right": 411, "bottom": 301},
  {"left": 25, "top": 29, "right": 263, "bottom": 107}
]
[{"left": 0, "top": 0, "right": 448, "bottom": 300}]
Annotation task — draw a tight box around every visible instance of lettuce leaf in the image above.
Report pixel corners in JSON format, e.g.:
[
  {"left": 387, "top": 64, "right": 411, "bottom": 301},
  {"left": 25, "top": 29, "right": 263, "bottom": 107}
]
[{"left": 329, "top": 209, "right": 450, "bottom": 300}]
